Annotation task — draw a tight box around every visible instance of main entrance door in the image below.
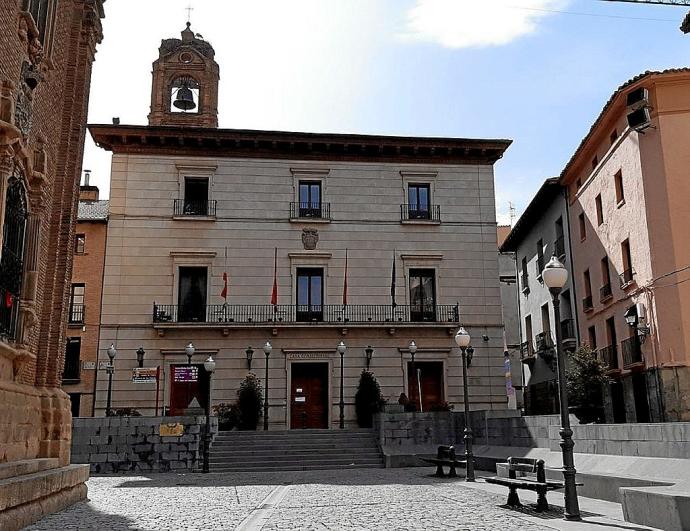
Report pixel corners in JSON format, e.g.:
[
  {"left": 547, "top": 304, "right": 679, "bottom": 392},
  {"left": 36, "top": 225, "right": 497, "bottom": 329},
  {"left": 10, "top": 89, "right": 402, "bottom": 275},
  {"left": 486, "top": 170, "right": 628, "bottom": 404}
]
[
  {"left": 407, "top": 361, "right": 444, "bottom": 412},
  {"left": 169, "top": 364, "right": 210, "bottom": 416},
  {"left": 290, "top": 362, "right": 329, "bottom": 429}
]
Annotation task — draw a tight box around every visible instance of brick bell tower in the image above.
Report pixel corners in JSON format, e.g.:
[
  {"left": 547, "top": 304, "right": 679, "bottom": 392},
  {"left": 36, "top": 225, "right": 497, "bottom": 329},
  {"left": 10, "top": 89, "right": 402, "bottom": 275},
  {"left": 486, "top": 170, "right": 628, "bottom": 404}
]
[{"left": 148, "top": 23, "right": 219, "bottom": 128}]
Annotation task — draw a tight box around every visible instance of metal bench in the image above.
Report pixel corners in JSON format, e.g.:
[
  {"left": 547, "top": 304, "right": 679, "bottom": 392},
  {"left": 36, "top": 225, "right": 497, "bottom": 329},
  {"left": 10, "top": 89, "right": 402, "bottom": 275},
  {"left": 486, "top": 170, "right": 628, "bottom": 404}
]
[
  {"left": 421, "top": 445, "right": 467, "bottom": 478},
  {"left": 485, "top": 457, "right": 565, "bottom": 512}
]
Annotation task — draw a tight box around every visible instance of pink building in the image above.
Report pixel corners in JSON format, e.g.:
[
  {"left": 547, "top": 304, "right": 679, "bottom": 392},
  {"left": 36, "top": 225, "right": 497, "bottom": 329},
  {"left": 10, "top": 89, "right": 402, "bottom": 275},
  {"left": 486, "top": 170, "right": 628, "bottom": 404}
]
[{"left": 562, "top": 69, "right": 690, "bottom": 422}]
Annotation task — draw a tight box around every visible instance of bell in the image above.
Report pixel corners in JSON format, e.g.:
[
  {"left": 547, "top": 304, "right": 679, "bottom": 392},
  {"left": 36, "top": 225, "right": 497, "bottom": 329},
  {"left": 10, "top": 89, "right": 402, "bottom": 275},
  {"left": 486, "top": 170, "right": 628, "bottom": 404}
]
[{"left": 173, "top": 85, "right": 196, "bottom": 111}]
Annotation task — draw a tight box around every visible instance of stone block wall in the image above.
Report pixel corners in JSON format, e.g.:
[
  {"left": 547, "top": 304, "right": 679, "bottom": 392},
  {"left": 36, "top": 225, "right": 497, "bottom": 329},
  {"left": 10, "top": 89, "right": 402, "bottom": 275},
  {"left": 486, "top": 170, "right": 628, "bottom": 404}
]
[{"left": 71, "top": 416, "right": 217, "bottom": 474}]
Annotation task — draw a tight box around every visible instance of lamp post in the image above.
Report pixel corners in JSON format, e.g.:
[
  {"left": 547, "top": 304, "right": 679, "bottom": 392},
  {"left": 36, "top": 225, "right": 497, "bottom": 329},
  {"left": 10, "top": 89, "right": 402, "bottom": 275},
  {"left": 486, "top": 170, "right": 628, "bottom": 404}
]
[
  {"left": 337, "top": 341, "right": 347, "bottom": 429},
  {"left": 246, "top": 346, "right": 254, "bottom": 371},
  {"left": 454, "top": 327, "right": 475, "bottom": 482},
  {"left": 202, "top": 355, "right": 216, "bottom": 473},
  {"left": 408, "top": 340, "right": 419, "bottom": 411},
  {"left": 185, "top": 342, "right": 195, "bottom": 365},
  {"left": 263, "top": 341, "right": 272, "bottom": 431},
  {"left": 542, "top": 255, "right": 581, "bottom": 521},
  {"left": 106, "top": 344, "right": 117, "bottom": 416},
  {"left": 136, "top": 347, "right": 145, "bottom": 368},
  {"left": 365, "top": 346, "right": 374, "bottom": 371}
]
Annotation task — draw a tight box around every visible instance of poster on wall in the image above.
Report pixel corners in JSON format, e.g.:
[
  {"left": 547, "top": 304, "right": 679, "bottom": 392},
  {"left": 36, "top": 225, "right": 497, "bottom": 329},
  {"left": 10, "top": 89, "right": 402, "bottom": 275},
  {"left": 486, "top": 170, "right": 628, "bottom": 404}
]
[{"left": 173, "top": 366, "right": 198, "bottom": 382}]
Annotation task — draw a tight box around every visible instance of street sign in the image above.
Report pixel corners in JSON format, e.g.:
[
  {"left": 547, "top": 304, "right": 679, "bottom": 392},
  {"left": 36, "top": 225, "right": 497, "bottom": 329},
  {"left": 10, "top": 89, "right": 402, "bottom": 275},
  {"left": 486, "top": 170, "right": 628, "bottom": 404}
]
[
  {"left": 82, "top": 361, "right": 96, "bottom": 370},
  {"left": 132, "top": 367, "right": 158, "bottom": 384},
  {"left": 173, "top": 365, "right": 198, "bottom": 382},
  {"left": 159, "top": 423, "right": 184, "bottom": 437}
]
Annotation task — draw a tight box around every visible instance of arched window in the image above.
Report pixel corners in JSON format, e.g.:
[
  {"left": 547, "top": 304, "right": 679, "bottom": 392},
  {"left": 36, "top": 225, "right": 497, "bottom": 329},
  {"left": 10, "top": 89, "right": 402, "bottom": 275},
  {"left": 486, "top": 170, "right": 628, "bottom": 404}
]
[{"left": 0, "top": 171, "right": 28, "bottom": 340}]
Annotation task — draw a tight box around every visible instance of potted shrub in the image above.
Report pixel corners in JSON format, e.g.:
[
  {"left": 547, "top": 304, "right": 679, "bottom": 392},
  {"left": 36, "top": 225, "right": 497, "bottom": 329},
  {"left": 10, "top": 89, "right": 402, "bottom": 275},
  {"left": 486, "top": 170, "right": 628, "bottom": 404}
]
[
  {"left": 566, "top": 345, "right": 610, "bottom": 424},
  {"left": 355, "top": 370, "right": 386, "bottom": 428},
  {"left": 213, "top": 402, "right": 240, "bottom": 431},
  {"left": 237, "top": 373, "right": 264, "bottom": 430}
]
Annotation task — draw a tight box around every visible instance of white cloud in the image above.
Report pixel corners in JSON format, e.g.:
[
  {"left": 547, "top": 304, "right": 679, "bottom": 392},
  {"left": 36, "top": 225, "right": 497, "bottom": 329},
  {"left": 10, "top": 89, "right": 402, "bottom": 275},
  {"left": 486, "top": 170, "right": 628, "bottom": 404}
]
[{"left": 404, "top": 0, "right": 568, "bottom": 49}]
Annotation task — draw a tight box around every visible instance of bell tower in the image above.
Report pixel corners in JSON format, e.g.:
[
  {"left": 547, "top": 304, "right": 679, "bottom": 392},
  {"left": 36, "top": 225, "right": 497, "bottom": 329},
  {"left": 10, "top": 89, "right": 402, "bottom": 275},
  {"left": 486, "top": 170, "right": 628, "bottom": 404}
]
[{"left": 148, "top": 23, "right": 219, "bottom": 128}]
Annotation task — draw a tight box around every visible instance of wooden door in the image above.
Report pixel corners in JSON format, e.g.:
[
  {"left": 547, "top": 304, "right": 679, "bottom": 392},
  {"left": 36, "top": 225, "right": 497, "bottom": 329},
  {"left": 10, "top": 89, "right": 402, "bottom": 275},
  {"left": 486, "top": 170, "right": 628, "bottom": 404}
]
[
  {"left": 168, "top": 364, "right": 209, "bottom": 416},
  {"left": 407, "top": 361, "right": 444, "bottom": 412},
  {"left": 290, "top": 362, "right": 328, "bottom": 429}
]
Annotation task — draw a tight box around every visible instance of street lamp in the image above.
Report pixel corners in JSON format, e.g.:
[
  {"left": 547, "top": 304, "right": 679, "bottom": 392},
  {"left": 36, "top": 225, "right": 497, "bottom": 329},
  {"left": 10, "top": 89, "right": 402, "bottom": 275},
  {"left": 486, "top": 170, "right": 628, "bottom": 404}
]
[
  {"left": 263, "top": 341, "right": 272, "bottom": 431},
  {"left": 136, "top": 347, "right": 145, "bottom": 368},
  {"left": 202, "top": 355, "right": 216, "bottom": 473},
  {"left": 185, "top": 342, "right": 195, "bottom": 365},
  {"left": 246, "top": 346, "right": 254, "bottom": 371},
  {"left": 408, "top": 340, "right": 419, "bottom": 411},
  {"left": 106, "top": 344, "right": 117, "bottom": 416},
  {"left": 454, "top": 327, "right": 475, "bottom": 482},
  {"left": 542, "top": 255, "right": 581, "bottom": 521},
  {"left": 365, "top": 346, "right": 374, "bottom": 371},
  {"left": 337, "top": 341, "right": 347, "bottom": 429}
]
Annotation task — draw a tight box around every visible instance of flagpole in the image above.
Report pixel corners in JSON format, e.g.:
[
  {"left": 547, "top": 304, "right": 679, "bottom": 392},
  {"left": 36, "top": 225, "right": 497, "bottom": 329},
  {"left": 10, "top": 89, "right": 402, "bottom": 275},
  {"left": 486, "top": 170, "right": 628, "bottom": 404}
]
[{"left": 342, "top": 249, "right": 348, "bottom": 319}]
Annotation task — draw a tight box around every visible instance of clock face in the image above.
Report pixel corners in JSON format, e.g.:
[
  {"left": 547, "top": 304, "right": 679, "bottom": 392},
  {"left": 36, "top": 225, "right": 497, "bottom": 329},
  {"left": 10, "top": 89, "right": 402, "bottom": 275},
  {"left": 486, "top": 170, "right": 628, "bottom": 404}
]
[{"left": 179, "top": 52, "right": 193, "bottom": 64}]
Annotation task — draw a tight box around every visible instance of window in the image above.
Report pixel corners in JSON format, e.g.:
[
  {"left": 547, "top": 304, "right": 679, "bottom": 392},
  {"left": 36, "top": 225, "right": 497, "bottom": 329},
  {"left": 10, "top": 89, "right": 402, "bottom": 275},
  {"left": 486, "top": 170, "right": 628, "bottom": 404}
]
[
  {"left": 583, "top": 269, "right": 593, "bottom": 311},
  {"left": 69, "top": 284, "right": 85, "bottom": 323},
  {"left": 554, "top": 217, "right": 565, "bottom": 258},
  {"left": 407, "top": 184, "right": 431, "bottom": 220},
  {"left": 523, "top": 315, "right": 534, "bottom": 357},
  {"left": 541, "top": 303, "right": 551, "bottom": 339},
  {"left": 183, "top": 177, "right": 209, "bottom": 215},
  {"left": 606, "top": 316, "right": 618, "bottom": 351},
  {"left": 578, "top": 213, "right": 586, "bottom": 241},
  {"left": 63, "top": 337, "right": 81, "bottom": 383},
  {"left": 588, "top": 326, "right": 597, "bottom": 350},
  {"left": 74, "top": 234, "right": 85, "bottom": 255},
  {"left": 600, "top": 257, "right": 612, "bottom": 301},
  {"left": 409, "top": 269, "right": 437, "bottom": 321},
  {"left": 525, "top": 315, "right": 533, "bottom": 343},
  {"left": 614, "top": 170, "right": 625, "bottom": 205},
  {"left": 595, "top": 194, "right": 604, "bottom": 226},
  {"left": 298, "top": 181, "right": 322, "bottom": 218},
  {"left": 536, "top": 239, "right": 545, "bottom": 278},
  {"left": 591, "top": 155, "right": 598, "bottom": 170},
  {"left": 178, "top": 267, "right": 207, "bottom": 322},
  {"left": 23, "top": 0, "right": 54, "bottom": 45},
  {"left": 296, "top": 267, "right": 323, "bottom": 321},
  {"left": 610, "top": 129, "right": 618, "bottom": 146},
  {"left": 621, "top": 239, "right": 634, "bottom": 286},
  {"left": 521, "top": 257, "right": 529, "bottom": 292}
]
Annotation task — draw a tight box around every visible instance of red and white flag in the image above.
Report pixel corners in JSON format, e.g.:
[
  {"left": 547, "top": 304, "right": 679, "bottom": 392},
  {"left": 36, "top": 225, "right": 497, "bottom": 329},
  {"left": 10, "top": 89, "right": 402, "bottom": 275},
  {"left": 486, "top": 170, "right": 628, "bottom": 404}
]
[
  {"left": 220, "top": 272, "right": 228, "bottom": 300},
  {"left": 342, "top": 249, "right": 348, "bottom": 306},
  {"left": 270, "top": 248, "right": 278, "bottom": 306}
]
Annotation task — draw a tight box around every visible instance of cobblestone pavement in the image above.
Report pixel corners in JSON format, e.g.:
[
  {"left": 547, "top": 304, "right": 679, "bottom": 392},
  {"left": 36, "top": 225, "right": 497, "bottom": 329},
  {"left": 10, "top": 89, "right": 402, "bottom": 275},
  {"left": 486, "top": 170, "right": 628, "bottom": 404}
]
[{"left": 27, "top": 468, "right": 568, "bottom": 530}]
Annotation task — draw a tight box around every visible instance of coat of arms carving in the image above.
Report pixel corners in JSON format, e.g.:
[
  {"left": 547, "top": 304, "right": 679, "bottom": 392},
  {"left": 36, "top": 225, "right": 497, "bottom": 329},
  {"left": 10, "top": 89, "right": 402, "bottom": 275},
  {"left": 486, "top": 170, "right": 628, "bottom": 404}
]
[{"left": 301, "top": 229, "right": 319, "bottom": 250}]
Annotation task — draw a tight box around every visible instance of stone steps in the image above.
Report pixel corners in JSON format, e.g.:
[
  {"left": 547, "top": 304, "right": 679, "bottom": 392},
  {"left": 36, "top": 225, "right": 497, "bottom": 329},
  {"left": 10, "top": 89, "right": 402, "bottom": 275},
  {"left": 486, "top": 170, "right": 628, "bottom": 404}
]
[
  {"left": 0, "top": 458, "right": 59, "bottom": 481},
  {"left": 209, "top": 429, "right": 384, "bottom": 472}
]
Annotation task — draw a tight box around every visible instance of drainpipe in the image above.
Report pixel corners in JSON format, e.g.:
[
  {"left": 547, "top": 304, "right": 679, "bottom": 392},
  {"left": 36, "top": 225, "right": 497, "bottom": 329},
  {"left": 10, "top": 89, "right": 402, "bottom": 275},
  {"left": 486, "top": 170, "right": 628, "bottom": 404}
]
[{"left": 562, "top": 186, "right": 580, "bottom": 345}]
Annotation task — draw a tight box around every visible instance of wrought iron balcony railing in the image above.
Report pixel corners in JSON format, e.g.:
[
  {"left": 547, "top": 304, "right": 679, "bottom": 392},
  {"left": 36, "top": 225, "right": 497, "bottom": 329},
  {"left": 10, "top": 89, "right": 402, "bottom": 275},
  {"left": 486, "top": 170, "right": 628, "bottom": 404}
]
[
  {"left": 554, "top": 236, "right": 565, "bottom": 259},
  {"left": 560, "top": 319, "right": 576, "bottom": 341},
  {"left": 535, "top": 331, "right": 554, "bottom": 352},
  {"left": 153, "top": 303, "right": 460, "bottom": 325},
  {"left": 173, "top": 199, "right": 217, "bottom": 217},
  {"left": 400, "top": 204, "right": 441, "bottom": 222},
  {"left": 582, "top": 295, "right": 593, "bottom": 312},
  {"left": 520, "top": 340, "right": 535, "bottom": 359},
  {"left": 622, "top": 336, "right": 643, "bottom": 368},
  {"left": 290, "top": 202, "right": 331, "bottom": 220},
  {"left": 600, "top": 283, "right": 612, "bottom": 302},
  {"left": 599, "top": 344, "right": 619, "bottom": 370},
  {"left": 68, "top": 303, "right": 85, "bottom": 325},
  {"left": 619, "top": 268, "right": 635, "bottom": 288}
]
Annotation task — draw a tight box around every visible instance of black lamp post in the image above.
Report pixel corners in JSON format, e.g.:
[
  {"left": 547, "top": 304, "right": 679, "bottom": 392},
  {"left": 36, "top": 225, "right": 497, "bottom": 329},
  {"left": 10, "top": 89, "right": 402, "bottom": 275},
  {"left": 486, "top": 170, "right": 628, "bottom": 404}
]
[
  {"left": 408, "top": 340, "right": 419, "bottom": 411},
  {"left": 185, "top": 342, "right": 195, "bottom": 365},
  {"left": 136, "top": 347, "right": 145, "bottom": 368},
  {"left": 365, "top": 346, "right": 374, "bottom": 371},
  {"left": 246, "top": 346, "right": 254, "bottom": 371},
  {"left": 202, "top": 355, "right": 216, "bottom": 473},
  {"left": 454, "top": 327, "right": 475, "bottom": 482},
  {"left": 105, "top": 343, "right": 117, "bottom": 416},
  {"left": 543, "top": 255, "right": 581, "bottom": 521},
  {"left": 263, "top": 341, "right": 272, "bottom": 431},
  {"left": 338, "top": 341, "right": 347, "bottom": 429}
]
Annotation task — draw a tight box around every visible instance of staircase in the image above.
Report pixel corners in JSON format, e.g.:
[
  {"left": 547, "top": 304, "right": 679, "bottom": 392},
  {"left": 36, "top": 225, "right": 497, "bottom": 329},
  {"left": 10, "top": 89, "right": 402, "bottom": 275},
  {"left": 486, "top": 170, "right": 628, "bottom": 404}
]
[{"left": 209, "top": 429, "right": 385, "bottom": 473}]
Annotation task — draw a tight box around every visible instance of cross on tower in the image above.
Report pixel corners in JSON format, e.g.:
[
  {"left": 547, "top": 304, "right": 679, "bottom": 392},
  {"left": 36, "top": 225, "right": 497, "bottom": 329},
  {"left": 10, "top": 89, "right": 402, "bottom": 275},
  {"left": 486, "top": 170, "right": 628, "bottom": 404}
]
[{"left": 185, "top": 4, "right": 194, "bottom": 24}]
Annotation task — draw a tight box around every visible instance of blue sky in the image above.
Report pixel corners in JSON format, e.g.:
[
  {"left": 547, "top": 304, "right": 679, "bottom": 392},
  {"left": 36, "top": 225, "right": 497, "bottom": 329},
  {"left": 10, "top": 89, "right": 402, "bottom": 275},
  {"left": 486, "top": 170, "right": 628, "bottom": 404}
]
[{"left": 83, "top": 0, "right": 690, "bottom": 223}]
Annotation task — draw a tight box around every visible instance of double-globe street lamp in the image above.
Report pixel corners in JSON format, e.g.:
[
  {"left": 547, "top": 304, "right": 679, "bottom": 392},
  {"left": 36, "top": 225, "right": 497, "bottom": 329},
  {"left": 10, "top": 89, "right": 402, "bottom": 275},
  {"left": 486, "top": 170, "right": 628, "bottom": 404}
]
[
  {"left": 105, "top": 344, "right": 117, "bottom": 416},
  {"left": 263, "top": 341, "right": 272, "bottom": 431},
  {"left": 338, "top": 341, "right": 347, "bottom": 429},
  {"left": 202, "top": 355, "right": 216, "bottom": 473},
  {"left": 542, "top": 255, "right": 581, "bottom": 521},
  {"left": 454, "top": 327, "right": 475, "bottom": 482}
]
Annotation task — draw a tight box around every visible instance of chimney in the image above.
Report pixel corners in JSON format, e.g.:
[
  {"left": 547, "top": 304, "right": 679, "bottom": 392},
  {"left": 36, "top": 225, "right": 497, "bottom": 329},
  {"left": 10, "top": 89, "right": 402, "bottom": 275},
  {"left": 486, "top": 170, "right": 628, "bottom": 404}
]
[{"left": 79, "top": 169, "right": 99, "bottom": 201}]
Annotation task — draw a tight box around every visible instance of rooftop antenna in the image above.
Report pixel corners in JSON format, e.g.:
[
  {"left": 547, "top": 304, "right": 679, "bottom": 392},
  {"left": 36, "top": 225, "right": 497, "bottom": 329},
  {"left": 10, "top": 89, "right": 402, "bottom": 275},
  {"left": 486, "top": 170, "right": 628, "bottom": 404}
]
[{"left": 508, "top": 201, "right": 517, "bottom": 227}]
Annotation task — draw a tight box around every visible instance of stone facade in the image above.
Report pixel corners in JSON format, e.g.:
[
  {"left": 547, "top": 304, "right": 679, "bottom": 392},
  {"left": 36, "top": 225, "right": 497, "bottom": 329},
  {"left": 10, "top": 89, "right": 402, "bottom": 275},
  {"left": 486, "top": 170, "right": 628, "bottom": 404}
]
[
  {"left": 0, "top": 0, "right": 104, "bottom": 526},
  {"left": 71, "top": 416, "right": 218, "bottom": 473}
]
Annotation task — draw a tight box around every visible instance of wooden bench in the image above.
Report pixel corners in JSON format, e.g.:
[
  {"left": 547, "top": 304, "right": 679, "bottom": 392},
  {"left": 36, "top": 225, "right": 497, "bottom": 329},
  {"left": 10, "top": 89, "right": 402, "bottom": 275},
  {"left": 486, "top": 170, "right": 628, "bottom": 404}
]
[
  {"left": 421, "top": 445, "right": 467, "bottom": 478},
  {"left": 485, "top": 457, "right": 565, "bottom": 512}
]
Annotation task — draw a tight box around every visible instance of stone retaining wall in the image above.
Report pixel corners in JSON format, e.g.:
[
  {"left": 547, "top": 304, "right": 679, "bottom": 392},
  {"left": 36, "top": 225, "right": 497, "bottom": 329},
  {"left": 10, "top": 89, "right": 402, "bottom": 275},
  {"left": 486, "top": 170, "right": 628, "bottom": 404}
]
[{"left": 71, "top": 416, "right": 217, "bottom": 474}]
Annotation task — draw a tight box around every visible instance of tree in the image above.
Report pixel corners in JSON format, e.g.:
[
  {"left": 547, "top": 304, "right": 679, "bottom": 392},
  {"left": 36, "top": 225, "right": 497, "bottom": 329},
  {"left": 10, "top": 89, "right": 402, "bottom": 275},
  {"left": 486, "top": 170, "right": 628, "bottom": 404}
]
[
  {"left": 355, "top": 370, "right": 386, "bottom": 428},
  {"left": 566, "top": 345, "right": 610, "bottom": 423},
  {"left": 237, "top": 373, "right": 264, "bottom": 430}
]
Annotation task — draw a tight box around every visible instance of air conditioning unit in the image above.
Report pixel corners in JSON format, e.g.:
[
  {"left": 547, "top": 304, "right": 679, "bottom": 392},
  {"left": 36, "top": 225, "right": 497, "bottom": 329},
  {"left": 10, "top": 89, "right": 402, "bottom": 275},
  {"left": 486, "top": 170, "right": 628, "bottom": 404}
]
[
  {"left": 626, "top": 87, "right": 649, "bottom": 109},
  {"left": 627, "top": 107, "right": 652, "bottom": 132}
]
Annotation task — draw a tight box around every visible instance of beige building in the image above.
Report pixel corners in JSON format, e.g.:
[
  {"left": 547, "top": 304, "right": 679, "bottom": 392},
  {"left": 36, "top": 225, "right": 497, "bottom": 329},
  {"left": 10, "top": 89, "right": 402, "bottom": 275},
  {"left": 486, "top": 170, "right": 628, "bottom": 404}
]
[
  {"left": 61, "top": 172, "right": 108, "bottom": 417},
  {"left": 563, "top": 69, "right": 690, "bottom": 422},
  {"left": 88, "top": 25, "right": 512, "bottom": 428}
]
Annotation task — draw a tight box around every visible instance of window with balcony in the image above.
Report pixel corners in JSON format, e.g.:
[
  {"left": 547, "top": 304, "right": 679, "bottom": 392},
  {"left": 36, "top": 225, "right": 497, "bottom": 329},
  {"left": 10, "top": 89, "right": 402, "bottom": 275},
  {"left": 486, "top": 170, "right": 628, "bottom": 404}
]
[
  {"left": 588, "top": 325, "right": 597, "bottom": 350},
  {"left": 583, "top": 269, "right": 593, "bottom": 312},
  {"left": 69, "top": 284, "right": 85, "bottom": 324},
  {"left": 536, "top": 239, "right": 545, "bottom": 279},
  {"left": 578, "top": 212, "right": 586, "bottom": 241},
  {"left": 522, "top": 315, "right": 534, "bottom": 359},
  {"left": 176, "top": 177, "right": 214, "bottom": 216},
  {"left": 407, "top": 183, "right": 431, "bottom": 220},
  {"left": 620, "top": 238, "right": 634, "bottom": 288},
  {"left": 297, "top": 267, "right": 323, "bottom": 322},
  {"left": 521, "top": 257, "right": 529, "bottom": 293},
  {"left": 178, "top": 267, "right": 207, "bottom": 322},
  {"left": 62, "top": 337, "right": 81, "bottom": 384},
  {"left": 600, "top": 257, "right": 612, "bottom": 302},
  {"left": 595, "top": 194, "right": 604, "bottom": 226},
  {"left": 554, "top": 217, "right": 565, "bottom": 258},
  {"left": 294, "top": 181, "right": 325, "bottom": 218},
  {"left": 409, "top": 269, "right": 436, "bottom": 321},
  {"left": 602, "top": 316, "right": 619, "bottom": 370},
  {"left": 74, "top": 234, "right": 85, "bottom": 255},
  {"left": 614, "top": 170, "right": 625, "bottom": 206}
]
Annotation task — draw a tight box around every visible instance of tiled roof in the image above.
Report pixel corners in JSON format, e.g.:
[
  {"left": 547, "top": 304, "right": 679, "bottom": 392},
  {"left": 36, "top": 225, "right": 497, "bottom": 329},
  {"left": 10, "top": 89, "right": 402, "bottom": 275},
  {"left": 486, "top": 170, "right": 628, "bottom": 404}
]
[
  {"left": 560, "top": 68, "right": 690, "bottom": 181},
  {"left": 78, "top": 200, "right": 109, "bottom": 221}
]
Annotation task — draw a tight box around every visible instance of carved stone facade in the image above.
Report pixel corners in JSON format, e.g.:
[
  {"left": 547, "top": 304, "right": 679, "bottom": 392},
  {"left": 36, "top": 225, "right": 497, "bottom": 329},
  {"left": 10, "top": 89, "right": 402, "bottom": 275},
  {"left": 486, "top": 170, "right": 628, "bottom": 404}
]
[{"left": 0, "top": 1, "right": 104, "bottom": 528}]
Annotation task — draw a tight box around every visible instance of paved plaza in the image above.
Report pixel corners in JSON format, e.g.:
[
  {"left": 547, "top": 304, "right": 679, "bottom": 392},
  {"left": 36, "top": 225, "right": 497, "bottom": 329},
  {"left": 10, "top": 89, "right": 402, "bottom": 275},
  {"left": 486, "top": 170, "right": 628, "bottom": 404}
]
[{"left": 26, "top": 468, "right": 660, "bottom": 531}]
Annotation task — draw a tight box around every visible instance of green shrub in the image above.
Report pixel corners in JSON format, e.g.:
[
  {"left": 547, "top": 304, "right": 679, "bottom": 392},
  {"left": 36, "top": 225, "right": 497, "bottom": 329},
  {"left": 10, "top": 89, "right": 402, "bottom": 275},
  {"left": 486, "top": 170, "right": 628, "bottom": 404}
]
[
  {"left": 566, "top": 345, "right": 610, "bottom": 421},
  {"left": 237, "top": 373, "right": 264, "bottom": 430},
  {"left": 213, "top": 402, "right": 240, "bottom": 431},
  {"left": 355, "top": 370, "right": 386, "bottom": 428},
  {"left": 429, "top": 401, "right": 454, "bottom": 412}
]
